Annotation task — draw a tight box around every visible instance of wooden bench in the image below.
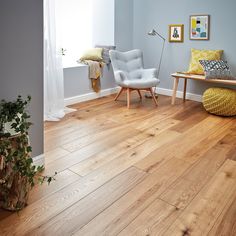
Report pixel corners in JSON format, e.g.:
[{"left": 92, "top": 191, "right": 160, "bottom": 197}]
[{"left": 171, "top": 73, "right": 236, "bottom": 105}]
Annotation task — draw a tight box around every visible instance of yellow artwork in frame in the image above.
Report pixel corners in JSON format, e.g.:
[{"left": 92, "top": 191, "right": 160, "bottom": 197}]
[
  {"left": 169, "top": 24, "right": 184, "bottom": 43},
  {"left": 190, "top": 15, "right": 210, "bottom": 40}
]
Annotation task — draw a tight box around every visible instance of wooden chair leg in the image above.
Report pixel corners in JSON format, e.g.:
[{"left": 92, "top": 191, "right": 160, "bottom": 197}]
[
  {"left": 137, "top": 90, "right": 142, "bottom": 100},
  {"left": 127, "top": 88, "right": 131, "bottom": 109},
  {"left": 114, "top": 87, "right": 124, "bottom": 101},
  {"left": 149, "top": 88, "right": 158, "bottom": 106}
]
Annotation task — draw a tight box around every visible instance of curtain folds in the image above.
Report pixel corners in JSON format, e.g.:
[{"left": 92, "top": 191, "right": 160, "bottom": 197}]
[{"left": 44, "top": 0, "right": 65, "bottom": 121}]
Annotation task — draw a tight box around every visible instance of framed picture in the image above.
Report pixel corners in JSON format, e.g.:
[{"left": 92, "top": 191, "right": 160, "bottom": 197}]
[
  {"left": 169, "top": 24, "right": 184, "bottom": 43},
  {"left": 190, "top": 15, "right": 210, "bottom": 40}
]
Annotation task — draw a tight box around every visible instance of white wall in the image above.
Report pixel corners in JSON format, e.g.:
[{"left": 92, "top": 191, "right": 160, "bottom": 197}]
[{"left": 92, "top": 0, "right": 115, "bottom": 46}]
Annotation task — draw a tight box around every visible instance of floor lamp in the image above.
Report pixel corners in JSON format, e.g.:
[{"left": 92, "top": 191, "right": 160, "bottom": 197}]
[{"left": 145, "top": 29, "right": 166, "bottom": 98}]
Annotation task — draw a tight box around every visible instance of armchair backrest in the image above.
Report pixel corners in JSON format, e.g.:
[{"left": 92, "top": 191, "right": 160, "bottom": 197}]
[{"left": 109, "top": 50, "right": 144, "bottom": 79}]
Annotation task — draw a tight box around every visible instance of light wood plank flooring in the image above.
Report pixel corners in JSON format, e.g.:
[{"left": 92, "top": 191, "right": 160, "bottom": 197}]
[{"left": 0, "top": 93, "right": 235, "bottom": 236}]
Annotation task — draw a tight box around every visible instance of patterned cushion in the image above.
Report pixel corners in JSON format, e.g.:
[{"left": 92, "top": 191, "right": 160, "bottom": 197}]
[
  {"left": 199, "top": 60, "right": 229, "bottom": 71},
  {"left": 95, "top": 45, "right": 116, "bottom": 64},
  {"left": 187, "top": 49, "right": 223, "bottom": 75},
  {"left": 199, "top": 60, "right": 236, "bottom": 80}
]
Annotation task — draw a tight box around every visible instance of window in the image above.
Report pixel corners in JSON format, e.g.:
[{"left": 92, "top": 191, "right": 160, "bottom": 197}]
[{"left": 55, "top": 0, "right": 93, "bottom": 67}]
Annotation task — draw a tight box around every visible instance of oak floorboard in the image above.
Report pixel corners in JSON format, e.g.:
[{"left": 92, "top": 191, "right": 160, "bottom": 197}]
[
  {"left": 69, "top": 129, "right": 181, "bottom": 176},
  {"left": 163, "top": 160, "right": 236, "bottom": 236},
  {"left": 28, "top": 170, "right": 80, "bottom": 205},
  {"left": 69, "top": 119, "right": 180, "bottom": 176},
  {"left": 159, "top": 137, "right": 235, "bottom": 210},
  {"left": 44, "top": 125, "right": 140, "bottom": 174},
  {"left": 75, "top": 158, "right": 190, "bottom": 236},
  {"left": 26, "top": 167, "right": 146, "bottom": 236},
  {"left": 44, "top": 119, "right": 119, "bottom": 152},
  {"left": 44, "top": 147, "right": 70, "bottom": 165},
  {"left": 61, "top": 122, "right": 134, "bottom": 153},
  {"left": 170, "top": 108, "right": 208, "bottom": 133},
  {"left": 179, "top": 118, "right": 235, "bottom": 164},
  {"left": 68, "top": 131, "right": 154, "bottom": 177},
  {"left": 0, "top": 95, "right": 235, "bottom": 236},
  {"left": 208, "top": 195, "right": 236, "bottom": 236},
  {"left": 134, "top": 116, "right": 233, "bottom": 173},
  {"left": 114, "top": 99, "right": 194, "bottom": 127},
  {"left": 70, "top": 94, "right": 115, "bottom": 110},
  {"left": 172, "top": 102, "right": 203, "bottom": 121},
  {"left": 117, "top": 198, "right": 180, "bottom": 236},
  {"left": 0, "top": 167, "right": 145, "bottom": 236}
]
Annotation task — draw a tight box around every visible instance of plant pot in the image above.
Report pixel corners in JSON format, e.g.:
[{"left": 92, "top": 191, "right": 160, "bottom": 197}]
[
  {"left": 0, "top": 168, "right": 30, "bottom": 211},
  {"left": 0, "top": 134, "right": 31, "bottom": 211}
]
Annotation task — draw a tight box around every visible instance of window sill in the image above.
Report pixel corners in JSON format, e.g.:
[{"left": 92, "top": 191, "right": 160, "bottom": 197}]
[{"left": 63, "top": 62, "right": 88, "bottom": 69}]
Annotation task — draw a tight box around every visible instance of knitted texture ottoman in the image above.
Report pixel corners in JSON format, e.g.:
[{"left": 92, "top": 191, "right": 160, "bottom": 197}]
[{"left": 203, "top": 87, "right": 236, "bottom": 116}]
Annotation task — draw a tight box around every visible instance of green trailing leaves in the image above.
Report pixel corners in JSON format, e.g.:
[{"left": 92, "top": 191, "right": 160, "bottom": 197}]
[{"left": 0, "top": 96, "right": 56, "bottom": 207}]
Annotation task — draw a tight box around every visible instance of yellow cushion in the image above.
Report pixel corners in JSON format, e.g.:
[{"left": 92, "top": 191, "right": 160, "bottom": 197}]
[
  {"left": 203, "top": 88, "right": 236, "bottom": 117},
  {"left": 188, "top": 49, "right": 223, "bottom": 75},
  {"left": 80, "top": 48, "right": 103, "bottom": 61}
]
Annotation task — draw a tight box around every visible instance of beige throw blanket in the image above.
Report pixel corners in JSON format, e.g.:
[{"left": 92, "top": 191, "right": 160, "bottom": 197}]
[{"left": 80, "top": 60, "right": 104, "bottom": 93}]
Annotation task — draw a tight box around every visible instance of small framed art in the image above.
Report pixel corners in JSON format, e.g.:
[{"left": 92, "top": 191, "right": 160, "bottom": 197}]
[
  {"left": 169, "top": 24, "right": 184, "bottom": 43},
  {"left": 190, "top": 15, "right": 210, "bottom": 40}
]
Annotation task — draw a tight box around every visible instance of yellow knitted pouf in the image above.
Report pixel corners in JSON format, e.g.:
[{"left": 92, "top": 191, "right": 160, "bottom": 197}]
[{"left": 203, "top": 88, "right": 236, "bottom": 116}]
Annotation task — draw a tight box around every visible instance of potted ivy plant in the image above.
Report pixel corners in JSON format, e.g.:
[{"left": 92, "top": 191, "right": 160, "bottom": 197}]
[{"left": 0, "top": 96, "right": 55, "bottom": 211}]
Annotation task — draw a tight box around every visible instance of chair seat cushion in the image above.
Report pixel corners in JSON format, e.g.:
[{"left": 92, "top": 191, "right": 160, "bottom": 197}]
[
  {"left": 203, "top": 87, "right": 236, "bottom": 116},
  {"left": 122, "top": 78, "right": 160, "bottom": 89}
]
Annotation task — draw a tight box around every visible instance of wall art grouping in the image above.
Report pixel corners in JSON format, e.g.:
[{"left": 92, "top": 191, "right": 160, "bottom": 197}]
[{"left": 169, "top": 14, "right": 210, "bottom": 43}]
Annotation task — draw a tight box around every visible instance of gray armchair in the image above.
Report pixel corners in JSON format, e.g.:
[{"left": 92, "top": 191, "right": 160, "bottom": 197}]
[{"left": 109, "top": 49, "right": 160, "bottom": 108}]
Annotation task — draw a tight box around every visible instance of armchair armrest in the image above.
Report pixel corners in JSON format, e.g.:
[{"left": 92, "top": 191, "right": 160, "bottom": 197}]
[{"left": 114, "top": 70, "right": 128, "bottom": 84}]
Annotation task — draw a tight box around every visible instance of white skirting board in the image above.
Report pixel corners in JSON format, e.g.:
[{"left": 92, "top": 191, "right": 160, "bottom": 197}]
[
  {"left": 64, "top": 87, "right": 119, "bottom": 106},
  {"left": 33, "top": 154, "right": 45, "bottom": 167},
  {"left": 64, "top": 86, "right": 202, "bottom": 106},
  {"left": 157, "top": 87, "right": 203, "bottom": 102}
]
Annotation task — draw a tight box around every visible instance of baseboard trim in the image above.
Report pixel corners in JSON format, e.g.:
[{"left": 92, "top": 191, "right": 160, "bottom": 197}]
[
  {"left": 65, "top": 87, "right": 119, "bottom": 106},
  {"left": 157, "top": 87, "right": 202, "bottom": 102},
  {"left": 33, "top": 154, "right": 45, "bottom": 167},
  {"left": 64, "top": 86, "right": 202, "bottom": 106}
]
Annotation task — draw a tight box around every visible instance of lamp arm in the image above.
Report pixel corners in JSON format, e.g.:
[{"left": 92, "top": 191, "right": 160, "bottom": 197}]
[
  {"left": 156, "top": 38, "right": 165, "bottom": 79},
  {"left": 155, "top": 32, "right": 166, "bottom": 41}
]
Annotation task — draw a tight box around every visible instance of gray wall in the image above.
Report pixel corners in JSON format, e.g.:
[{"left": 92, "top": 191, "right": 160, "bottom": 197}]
[
  {"left": 133, "top": 0, "right": 236, "bottom": 94},
  {"left": 115, "top": 0, "right": 134, "bottom": 51},
  {"left": 0, "top": 0, "right": 44, "bottom": 157},
  {"left": 64, "top": 64, "right": 116, "bottom": 99}
]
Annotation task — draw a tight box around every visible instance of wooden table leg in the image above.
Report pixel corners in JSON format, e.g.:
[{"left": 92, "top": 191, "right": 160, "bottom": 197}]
[
  {"left": 183, "top": 78, "right": 187, "bottom": 102},
  {"left": 171, "top": 77, "right": 179, "bottom": 105}
]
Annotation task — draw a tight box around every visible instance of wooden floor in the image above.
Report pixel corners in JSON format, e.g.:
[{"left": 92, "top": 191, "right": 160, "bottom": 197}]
[{"left": 0, "top": 93, "right": 236, "bottom": 236}]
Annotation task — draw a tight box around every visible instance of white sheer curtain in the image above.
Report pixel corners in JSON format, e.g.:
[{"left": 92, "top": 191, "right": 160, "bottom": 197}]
[{"left": 44, "top": 0, "right": 65, "bottom": 121}]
